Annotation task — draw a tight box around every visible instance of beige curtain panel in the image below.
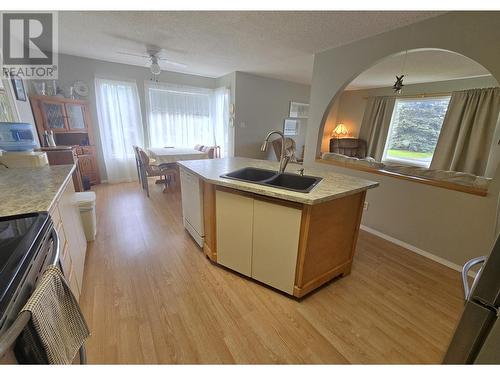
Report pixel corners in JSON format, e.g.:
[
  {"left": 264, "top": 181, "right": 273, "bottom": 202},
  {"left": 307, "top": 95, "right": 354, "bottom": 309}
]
[
  {"left": 359, "top": 96, "right": 396, "bottom": 161},
  {"left": 431, "top": 87, "right": 500, "bottom": 176}
]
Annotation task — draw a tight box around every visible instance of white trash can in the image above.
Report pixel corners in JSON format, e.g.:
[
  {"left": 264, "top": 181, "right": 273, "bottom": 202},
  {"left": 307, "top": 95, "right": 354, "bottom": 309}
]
[{"left": 75, "top": 191, "right": 96, "bottom": 242}]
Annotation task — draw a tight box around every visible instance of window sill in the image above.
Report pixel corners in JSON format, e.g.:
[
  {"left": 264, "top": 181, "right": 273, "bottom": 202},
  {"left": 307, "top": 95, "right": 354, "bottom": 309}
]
[{"left": 316, "top": 158, "right": 488, "bottom": 197}]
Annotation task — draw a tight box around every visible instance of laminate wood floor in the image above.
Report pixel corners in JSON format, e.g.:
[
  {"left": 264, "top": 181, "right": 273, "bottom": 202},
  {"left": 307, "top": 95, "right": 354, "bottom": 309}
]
[{"left": 79, "top": 180, "right": 464, "bottom": 364}]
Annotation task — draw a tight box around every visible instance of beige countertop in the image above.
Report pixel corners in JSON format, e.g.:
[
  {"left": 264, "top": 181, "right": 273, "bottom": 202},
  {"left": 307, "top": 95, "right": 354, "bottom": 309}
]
[
  {"left": 0, "top": 164, "right": 75, "bottom": 217},
  {"left": 178, "top": 157, "right": 378, "bottom": 205}
]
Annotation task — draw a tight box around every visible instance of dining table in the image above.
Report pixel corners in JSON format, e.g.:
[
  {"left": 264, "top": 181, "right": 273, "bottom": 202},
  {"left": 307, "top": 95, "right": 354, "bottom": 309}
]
[{"left": 147, "top": 147, "right": 209, "bottom": 165}]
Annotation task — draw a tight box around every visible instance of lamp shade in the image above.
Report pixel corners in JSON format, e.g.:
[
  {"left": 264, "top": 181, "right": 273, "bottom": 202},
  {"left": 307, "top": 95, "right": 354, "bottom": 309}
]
[{"left": 333, "top": 123, "right": 348, "bottom": 137}]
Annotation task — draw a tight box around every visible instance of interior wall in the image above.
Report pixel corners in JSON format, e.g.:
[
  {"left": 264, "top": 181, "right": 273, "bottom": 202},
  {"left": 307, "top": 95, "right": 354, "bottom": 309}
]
[
  {"left": 215, "top": 72, "right": 236, "bottom": 157},
  {"left": 304, "top": 11, "right": 500, "bottom": 267},
  {"left": 233, "top": 71, "right": 310, "bottom": 160},
  {"left": 49, "top": 53, "right": 217, "bottom": 181}
]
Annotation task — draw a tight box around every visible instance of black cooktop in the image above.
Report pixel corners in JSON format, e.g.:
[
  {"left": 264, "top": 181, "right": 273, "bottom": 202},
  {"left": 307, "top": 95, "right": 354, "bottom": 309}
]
[{"left": 0, "top": 212, "right": 50, "bottom": 314}]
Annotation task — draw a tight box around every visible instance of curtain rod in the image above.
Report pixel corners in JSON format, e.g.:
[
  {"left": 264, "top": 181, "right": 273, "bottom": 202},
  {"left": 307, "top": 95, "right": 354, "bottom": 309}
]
[{"left": 362, "top": 92, "right": 452, "bottom": 100}]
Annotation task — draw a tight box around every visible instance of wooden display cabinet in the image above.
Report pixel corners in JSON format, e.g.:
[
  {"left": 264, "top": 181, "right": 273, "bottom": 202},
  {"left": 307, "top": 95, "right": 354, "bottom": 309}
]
[{"left": 30, "top": 95, "right": 100, "bottom": 186}]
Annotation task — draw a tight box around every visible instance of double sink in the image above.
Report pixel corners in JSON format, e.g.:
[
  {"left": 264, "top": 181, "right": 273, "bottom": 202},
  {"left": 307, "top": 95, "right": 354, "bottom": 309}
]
[{"left": 220, "top": 167, "right": 322, "bottom": 193}]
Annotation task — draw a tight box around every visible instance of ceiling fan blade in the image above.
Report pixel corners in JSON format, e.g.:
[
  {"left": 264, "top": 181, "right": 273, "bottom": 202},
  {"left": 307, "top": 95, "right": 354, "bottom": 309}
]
[
  {"left": 158, "top": 58, "right": 187, "bottom": 68},
  {"left": 116, "top": 51, "right": 149, "bottom": 58}
]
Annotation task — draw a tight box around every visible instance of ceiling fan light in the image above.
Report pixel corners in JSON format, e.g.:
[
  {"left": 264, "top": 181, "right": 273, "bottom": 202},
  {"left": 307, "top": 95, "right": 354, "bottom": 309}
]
[{"left": 150, "top": 61, "right": 161, "bottom": 75}]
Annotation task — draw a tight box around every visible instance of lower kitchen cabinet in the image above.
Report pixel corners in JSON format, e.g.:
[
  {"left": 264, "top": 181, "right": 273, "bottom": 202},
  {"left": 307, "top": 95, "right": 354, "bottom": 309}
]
[
  {"left": 216, "top": 190, "right": 254, "bottom": 277},
  {"left": 216, "top": 189, "right": 302, "bottom": 294},
  {"left": 252, "top": 199, "right": 302, "bottom": 294},
  {"left": 49, "top": 177, "right": 87, "bottom": 300},
  {"left": 210, "top": 185, "right": 366, "bottom": 297}
]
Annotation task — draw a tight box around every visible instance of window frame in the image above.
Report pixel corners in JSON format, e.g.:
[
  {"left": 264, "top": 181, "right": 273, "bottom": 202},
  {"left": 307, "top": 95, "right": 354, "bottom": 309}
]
[{"left": 381, "top": 95, "right": 451, "bottom": 168}]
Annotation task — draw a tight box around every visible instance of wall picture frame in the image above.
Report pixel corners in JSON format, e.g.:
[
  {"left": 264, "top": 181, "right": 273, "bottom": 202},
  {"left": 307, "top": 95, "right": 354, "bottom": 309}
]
[
  {"left": 283, "top": 118, "right": 299, "bottom": 136},
  {"left": 10, "top": 76, "right": 27, "bottom": 101},
  {"left": 289, "top": 101, "right": 309, "bottom": 118}
]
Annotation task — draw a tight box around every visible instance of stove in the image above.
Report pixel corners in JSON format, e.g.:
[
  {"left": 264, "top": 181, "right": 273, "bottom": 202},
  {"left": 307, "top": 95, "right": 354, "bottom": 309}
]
[{"left": 0, "top": 212, "right": 55, "bottom": 335}]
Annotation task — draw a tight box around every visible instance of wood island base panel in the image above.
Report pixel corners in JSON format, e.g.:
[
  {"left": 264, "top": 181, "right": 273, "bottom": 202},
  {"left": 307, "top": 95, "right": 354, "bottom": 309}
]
[{"left": 202, "top": 182, "right": 367, "bottom": 298}]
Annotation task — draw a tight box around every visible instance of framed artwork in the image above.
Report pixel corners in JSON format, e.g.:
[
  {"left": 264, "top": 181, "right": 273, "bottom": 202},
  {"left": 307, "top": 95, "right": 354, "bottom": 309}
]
[
  {"left": 283, "top": 118, "right": 299, "bottom": 136},
  {"left": 11, "top": 76, "right": 27, "bottom": 101},
  {"left": 289, "top": 101, "right": 309, "bottom": 118}
]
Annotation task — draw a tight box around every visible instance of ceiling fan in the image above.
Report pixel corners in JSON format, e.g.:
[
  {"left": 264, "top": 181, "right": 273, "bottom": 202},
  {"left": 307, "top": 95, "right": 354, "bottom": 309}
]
[{"left": 117, "top": 47, "right": 187, "bottom": 76}]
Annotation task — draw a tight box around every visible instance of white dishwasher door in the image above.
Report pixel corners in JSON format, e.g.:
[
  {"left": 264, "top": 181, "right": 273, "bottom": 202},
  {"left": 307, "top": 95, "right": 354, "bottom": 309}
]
[{"left": 180, "top": 169, "right": 205, "bottom": 247}]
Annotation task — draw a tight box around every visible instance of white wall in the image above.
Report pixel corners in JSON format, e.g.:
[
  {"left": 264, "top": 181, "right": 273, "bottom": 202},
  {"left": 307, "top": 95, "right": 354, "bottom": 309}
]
[
  {"left": 233, "top": 72, "right": 310, "bottom": 160},
  {"left": 304, "top": 11, "right": 500, "bottom": 267},
  {"left": 53, "top": 54, "right": 218, "bottom": 181}
]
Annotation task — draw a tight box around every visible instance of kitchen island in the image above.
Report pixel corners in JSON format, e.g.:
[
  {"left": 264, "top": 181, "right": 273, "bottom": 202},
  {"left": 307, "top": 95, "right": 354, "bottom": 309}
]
[{"left": 178, "top": 157, "right": 379, "bottom": 298}]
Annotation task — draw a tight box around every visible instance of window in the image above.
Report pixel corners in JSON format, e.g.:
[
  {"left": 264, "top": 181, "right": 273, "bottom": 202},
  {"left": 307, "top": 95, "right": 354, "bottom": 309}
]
[
  {"left": 0, "top": 89, "right": 16, "bottom": 122},
  {"left": 145, "top": 83, "right": 230, "bottom": 157},
  {"left": 382, "top": 96, "right": 451, "bottom": 167},
  {"left": 95, "top": 78, "right": 144, "bottom": 183}
]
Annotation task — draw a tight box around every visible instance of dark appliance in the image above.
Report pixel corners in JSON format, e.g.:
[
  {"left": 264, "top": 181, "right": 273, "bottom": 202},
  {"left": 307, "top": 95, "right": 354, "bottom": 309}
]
[
  {"left": 0, "top": 212, "right": 57, "bottom": 362},
  {"left": 443, "top": 233, "right": 500, "bottom": 364}
]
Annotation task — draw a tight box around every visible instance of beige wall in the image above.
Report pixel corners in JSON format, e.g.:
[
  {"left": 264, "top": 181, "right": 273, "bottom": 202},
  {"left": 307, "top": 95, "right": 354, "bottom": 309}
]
[
  {"left": 233, "top": 72, "right": 310, "bottom": 160},
  {"left": 304, "top": 11, "right": 500, "bottom": 266}
]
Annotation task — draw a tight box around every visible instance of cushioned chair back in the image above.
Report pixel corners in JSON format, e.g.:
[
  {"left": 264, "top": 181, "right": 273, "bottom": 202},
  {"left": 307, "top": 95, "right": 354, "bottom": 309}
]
[
  {"left": 201, "top": 146, "right": 215, "bottom": 159},
  {"left": 138, "top": 149, "right": 155, "bottom": 174},
  {"left": 271, "top": 137, "right": 298, "bottom": 161},
  {"left": 329, "top": 138, "right": 367, "bottom": 158}
]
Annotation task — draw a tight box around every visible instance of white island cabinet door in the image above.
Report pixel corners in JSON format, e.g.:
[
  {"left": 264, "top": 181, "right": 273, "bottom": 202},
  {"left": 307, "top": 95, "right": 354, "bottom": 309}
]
[
  {"left": 216, "top": 190, "right": 253, "bottom": 277},
  {"left": 252, "top": 199, "right": 302, "bottom": 294}
]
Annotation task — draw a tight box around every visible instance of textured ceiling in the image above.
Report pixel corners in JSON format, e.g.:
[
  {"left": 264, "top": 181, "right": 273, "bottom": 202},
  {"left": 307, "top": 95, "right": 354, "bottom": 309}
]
[
  {"left": 58, "top": 11, "right": 442, "bottom": 84},
  {"left": 346, "top": 49, "right": 493, "bottom": 90}
]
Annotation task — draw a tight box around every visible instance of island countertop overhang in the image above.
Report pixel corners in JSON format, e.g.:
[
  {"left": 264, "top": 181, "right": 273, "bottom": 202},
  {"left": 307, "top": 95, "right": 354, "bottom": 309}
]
[{"left": 177, "top": 157, "right": 378, "bottom": 205}]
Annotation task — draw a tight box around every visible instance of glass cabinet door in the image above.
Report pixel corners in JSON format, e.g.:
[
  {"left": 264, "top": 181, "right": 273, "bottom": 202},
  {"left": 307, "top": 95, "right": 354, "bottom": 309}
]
[
  {"left": 42, "top": 102, "right": 67, "bottom": 130},
  {"left": 66, "top": 103, "right": 87, "bottom": 130}
]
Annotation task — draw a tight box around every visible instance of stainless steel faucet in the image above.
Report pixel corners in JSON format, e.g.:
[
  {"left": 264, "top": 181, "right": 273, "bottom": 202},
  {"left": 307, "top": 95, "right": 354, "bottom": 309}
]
[{"left": 261, "top": 130, "right": 290, "bottom": 174}]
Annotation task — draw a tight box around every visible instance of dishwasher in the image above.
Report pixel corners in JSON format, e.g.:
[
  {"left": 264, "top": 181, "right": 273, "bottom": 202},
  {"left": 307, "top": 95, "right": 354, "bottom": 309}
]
[{"left": 180, "top": 168, "right": 205, "bottom": 247}]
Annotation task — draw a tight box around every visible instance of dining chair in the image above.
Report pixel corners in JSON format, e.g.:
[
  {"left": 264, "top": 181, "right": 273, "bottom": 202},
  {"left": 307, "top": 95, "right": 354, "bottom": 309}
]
[
  {"left": 132, "top": 145, "right": 142, "bottom": 185},
  {"left": 272, "top": 137, "right": 303, "bottom": 163},
  {"left": 137, "top": 148, "right": 179, "bottom": 197}
]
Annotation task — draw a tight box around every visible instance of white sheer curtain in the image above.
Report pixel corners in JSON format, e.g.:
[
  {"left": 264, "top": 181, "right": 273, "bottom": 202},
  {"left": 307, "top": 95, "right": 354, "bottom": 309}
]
[
  {"left": 146, "top": 82, "right": 230, "bottom": 157},
  {"left": 95, "top": 78, "right": 144, "bottom": 183}
]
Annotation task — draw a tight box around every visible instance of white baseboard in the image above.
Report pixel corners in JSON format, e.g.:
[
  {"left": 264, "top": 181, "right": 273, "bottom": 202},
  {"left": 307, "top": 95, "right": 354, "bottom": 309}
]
[{"left": 360, "top": 224, "right": 466, "bottom": 273}]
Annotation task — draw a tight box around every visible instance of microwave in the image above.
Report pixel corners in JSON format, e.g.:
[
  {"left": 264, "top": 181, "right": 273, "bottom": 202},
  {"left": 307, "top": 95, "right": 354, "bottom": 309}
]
[{"left": 0, "top": 122, "right": 38, "bottom": 151}]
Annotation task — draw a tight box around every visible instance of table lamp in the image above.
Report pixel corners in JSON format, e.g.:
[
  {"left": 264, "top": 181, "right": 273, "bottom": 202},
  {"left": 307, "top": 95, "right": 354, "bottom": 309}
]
[{"left": 332, "top": 123, "right": 348, "bottom": 138}]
